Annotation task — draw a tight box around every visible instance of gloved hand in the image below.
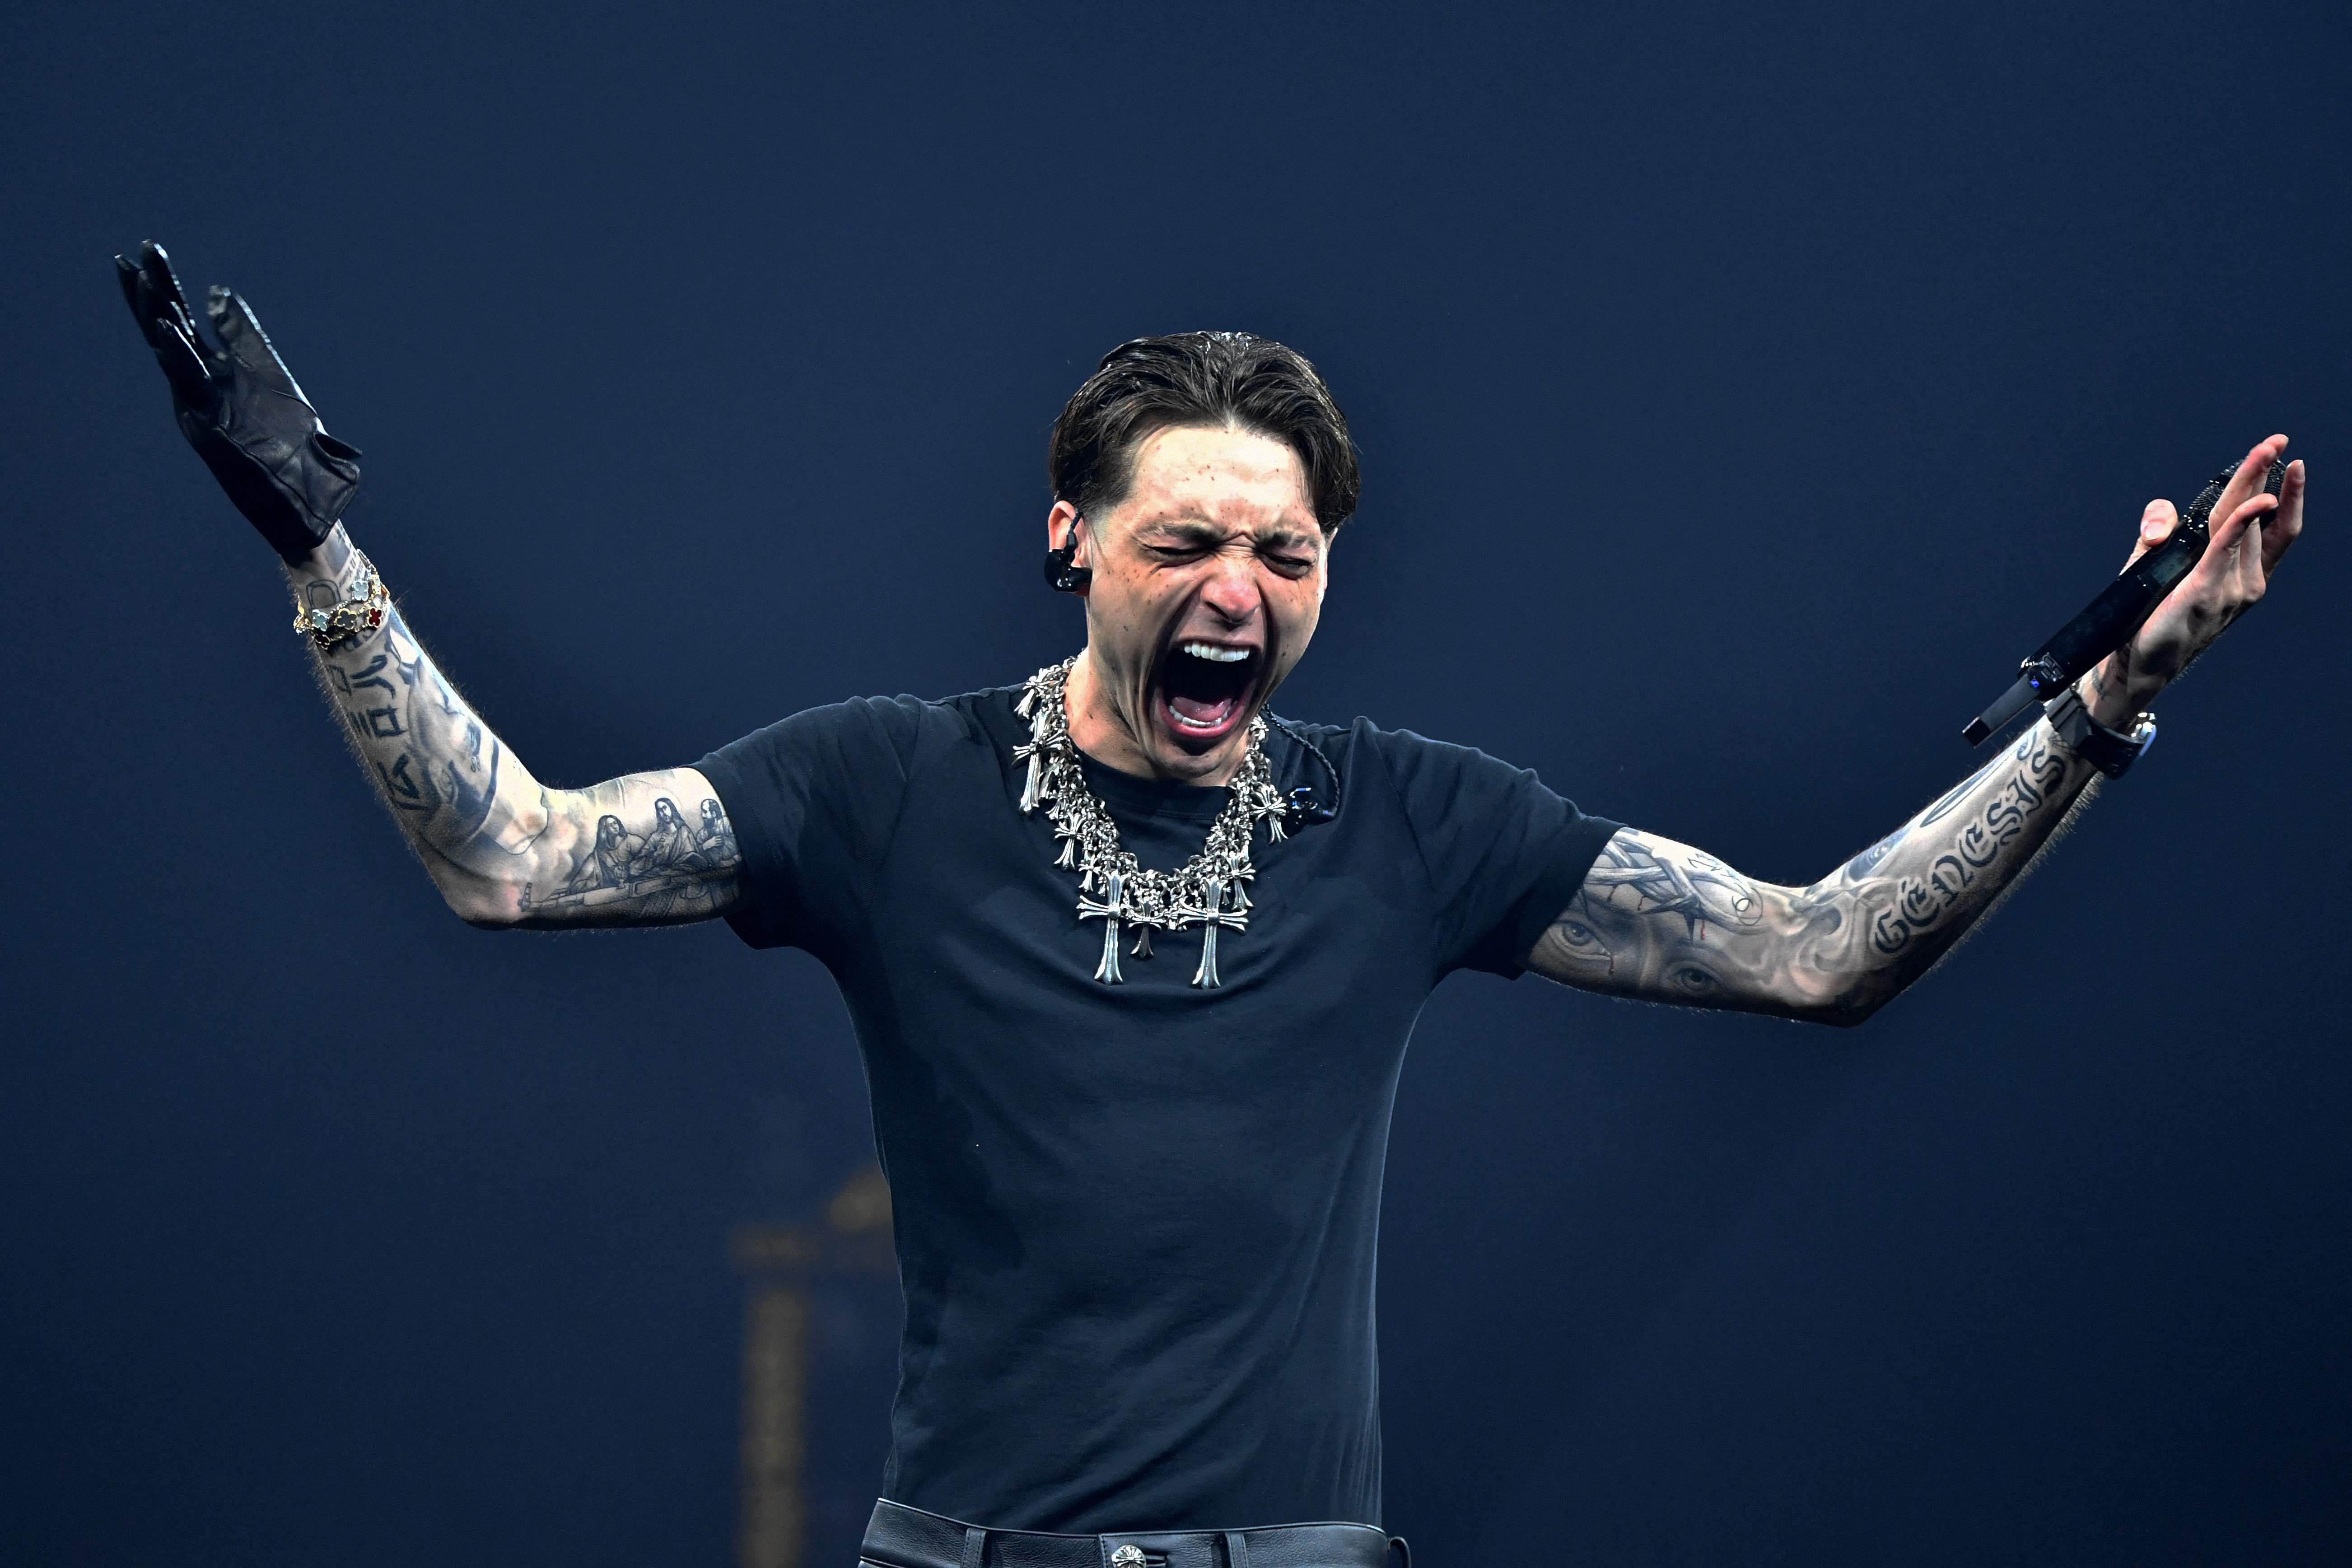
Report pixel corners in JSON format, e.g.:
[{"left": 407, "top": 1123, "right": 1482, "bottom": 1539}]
[{"left": 116, "top": 240, "right": 362, "bottom": 563}]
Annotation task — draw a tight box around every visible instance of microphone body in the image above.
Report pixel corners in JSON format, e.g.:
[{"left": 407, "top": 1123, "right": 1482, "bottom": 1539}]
[{"left": 1961, "top": 457, "right": 2286, "bottom": 746}]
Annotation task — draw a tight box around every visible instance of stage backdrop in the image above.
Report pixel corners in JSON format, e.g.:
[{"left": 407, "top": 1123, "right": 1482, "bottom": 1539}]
[{"left": 4, "top": 2, "right": 2347, "bottom": 1563}]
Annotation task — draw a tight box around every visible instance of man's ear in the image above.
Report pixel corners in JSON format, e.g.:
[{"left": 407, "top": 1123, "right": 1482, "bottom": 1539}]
[{"left": 1043, "top": 500, "right": 1092, "bottom": 593}]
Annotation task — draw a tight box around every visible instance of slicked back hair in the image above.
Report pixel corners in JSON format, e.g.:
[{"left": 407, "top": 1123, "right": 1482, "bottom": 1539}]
[{"left": 1047, "top": 331, "right": 1361, "bottom": 537}]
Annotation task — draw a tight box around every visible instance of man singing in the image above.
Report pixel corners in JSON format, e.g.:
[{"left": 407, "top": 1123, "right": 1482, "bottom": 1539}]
[{"left": 118, "top": 242, "right": 2307, "bottom": 1568}]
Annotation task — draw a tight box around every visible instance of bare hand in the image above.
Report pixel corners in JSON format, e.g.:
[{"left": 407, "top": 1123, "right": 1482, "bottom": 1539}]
[{"left": 2087, "top": 435, "right": 2307, "bottom": 725}]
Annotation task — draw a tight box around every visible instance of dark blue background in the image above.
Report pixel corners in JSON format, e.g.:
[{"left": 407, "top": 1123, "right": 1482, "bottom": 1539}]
[{"left": 5, "top": 2, "right": 2346, "bottom": 1563}]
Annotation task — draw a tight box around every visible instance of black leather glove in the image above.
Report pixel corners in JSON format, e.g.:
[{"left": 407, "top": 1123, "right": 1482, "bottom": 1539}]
[{"left": 116, "top": 240, "right": 362, "bottom": 564}]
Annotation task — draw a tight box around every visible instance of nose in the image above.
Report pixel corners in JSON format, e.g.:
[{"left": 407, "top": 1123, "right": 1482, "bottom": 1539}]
[{"left": 1198, "top": 547, "right": 1261, "bottom": 626}]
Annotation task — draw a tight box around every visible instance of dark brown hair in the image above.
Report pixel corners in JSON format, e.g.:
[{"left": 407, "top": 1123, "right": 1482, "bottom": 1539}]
[{"left": 1047, "top": 331, "right": 1361, "bottom": 535}]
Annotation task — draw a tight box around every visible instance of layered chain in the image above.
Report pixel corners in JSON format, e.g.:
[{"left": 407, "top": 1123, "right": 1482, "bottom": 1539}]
[
  {"left": 291, "top": 548, "right": 389, "bottom": 652},
  {"left": 1014, "top": 656, "right": 1291, "bottom": 987}
]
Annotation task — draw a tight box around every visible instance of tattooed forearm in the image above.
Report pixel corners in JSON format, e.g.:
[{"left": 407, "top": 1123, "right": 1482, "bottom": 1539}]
[
  {"left": 1531, "top": 720, "right": 2102, "bottom": 1024},
  {"left": 1863, "top": 730, "right": 2072, "bottom": 958},
  {"left": 287, "top": 527, "right": 741, "bottom": 927}
]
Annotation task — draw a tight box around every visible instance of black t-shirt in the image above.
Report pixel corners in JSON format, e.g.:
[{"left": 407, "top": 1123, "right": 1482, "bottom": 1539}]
[{"left": 697, "top": 685, "right": 1619, "bottom": 1532}]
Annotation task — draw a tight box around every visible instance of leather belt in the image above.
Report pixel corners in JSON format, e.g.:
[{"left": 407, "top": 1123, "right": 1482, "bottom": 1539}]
[{"left": 860, "top": 1497, "right": 1410, "bottom": 1568}]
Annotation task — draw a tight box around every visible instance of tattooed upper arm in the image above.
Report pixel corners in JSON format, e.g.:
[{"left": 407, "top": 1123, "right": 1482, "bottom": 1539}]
[
  {"left": 448, "top": 766, "right": 745, "bottom": 929},
  {"left": 290, "top": 533, "right": 744, "bottom": 932},
  {"left": 517, "top": 768, "right": 743, "bottom": 927},
  {"left": 1528, "top": 723, "right": 2096, "bottom": 1024},
  {"left": 1529, "top": 828, "right": 1814, "bottom": 1014}
]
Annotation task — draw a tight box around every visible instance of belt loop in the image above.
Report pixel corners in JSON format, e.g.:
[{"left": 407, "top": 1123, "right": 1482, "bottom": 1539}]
[
  {"left": 959, "top": 1525, "right": 986, "bottom": 1568},
  {"left": 1223, "top": 1531, "right": 1250, "bottom": 1568},
  {"left": 1387, "top": 1534, "right": 1411, "bottom": 1568}
]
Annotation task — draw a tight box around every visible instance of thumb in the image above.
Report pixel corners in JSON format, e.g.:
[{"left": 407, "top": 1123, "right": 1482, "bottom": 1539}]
[{"left": 2120, "top": 498, "right": 2177, "bottom": 570}]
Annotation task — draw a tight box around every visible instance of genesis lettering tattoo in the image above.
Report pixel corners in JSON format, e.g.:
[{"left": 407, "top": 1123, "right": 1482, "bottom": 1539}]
[
  {"left": 1867, "top": 729, "right": 2069, "bottom": 957},
  {"left": 1532, "top": 722, "right": 2100, "bottom": 1024}
]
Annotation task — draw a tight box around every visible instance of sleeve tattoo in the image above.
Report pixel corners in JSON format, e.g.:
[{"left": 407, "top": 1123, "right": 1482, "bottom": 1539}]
[
  {"left": 292, "top": 536, "right": 742, "bottom": 928},
  {"left": 1530, "top": 723, "right": 2099, "bottom": 1023}
]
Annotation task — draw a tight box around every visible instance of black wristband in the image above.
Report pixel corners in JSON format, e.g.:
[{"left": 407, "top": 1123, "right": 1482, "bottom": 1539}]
[{"left": 2043, "top": 687, "right": 2156, "bottom": 779}]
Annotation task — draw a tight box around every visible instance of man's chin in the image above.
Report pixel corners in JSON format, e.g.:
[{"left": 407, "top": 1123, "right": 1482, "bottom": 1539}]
[{"left": 1148, "top": 689, "right": 1257, "bottom": 772}]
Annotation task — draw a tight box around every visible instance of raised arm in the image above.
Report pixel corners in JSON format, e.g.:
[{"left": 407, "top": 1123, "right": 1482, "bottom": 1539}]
[
  {"left": 1531, "top": 726, "right": 2088, "bottom": 1024},
  {"left": 1530, "top": 437, "right": 2307, "bottom": 1025},
  {"left": 119, "top": 241, "right": 740, "bottom": 929},
  {"left": 288, "top": 527, "right": 740, "bottom": 927}
]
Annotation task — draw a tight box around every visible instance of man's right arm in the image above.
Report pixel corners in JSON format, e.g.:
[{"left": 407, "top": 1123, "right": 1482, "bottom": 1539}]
[
  {"left": 290, "top": 525, "right": 742, "bottom": 929},
  {"left": 116, "top": 242, "right": 744, "bottom": 928}
]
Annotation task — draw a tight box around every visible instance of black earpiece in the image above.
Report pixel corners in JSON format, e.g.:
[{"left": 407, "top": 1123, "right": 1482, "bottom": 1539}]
[{"left": 1043, "top": 513, "right": 1092, "bottom": 593}]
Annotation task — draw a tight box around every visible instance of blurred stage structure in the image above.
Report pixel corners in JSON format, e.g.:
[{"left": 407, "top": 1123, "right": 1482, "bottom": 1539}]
[{"left": 730, "top": 1163, "right": 897, "bottom": 1568}]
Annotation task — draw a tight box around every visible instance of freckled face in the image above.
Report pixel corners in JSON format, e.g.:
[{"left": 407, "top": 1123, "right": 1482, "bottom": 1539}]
[{"left": 1057, "top": 425, "right": 1330, "bottom": 785}]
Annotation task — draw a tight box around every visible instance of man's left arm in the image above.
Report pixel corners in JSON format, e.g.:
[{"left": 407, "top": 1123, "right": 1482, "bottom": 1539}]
[{"left": 1528, "top": 437, "right": 2308, "bottom": 1025}]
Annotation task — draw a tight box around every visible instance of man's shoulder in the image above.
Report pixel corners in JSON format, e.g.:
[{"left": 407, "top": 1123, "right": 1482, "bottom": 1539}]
[
  {"left": 1263, "top": 712, "right": 1468, "bottom": 819},
  {"left": 890, "top": 684, "right": 1029, "bottom": 753},
  {"left": 1265, "top": 711, "right": 1487, "bottom": 775},
  {"left": 724, "top": 685, "right": 1018, "bottom": 746},
  {"left": 1268, "top": 713, "right": 1601, "bottom": 831},
  {"left": 700, "top": 686, "right": 1021, "bottom": 795}
]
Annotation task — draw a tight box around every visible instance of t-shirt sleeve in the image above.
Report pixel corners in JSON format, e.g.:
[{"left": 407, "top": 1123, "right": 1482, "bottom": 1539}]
[
  {"left": 695, "top": 696, "right": 925, "bottom": 953},
  {"left": 1365, "top": 724, "right": 1623, "bottom": 979}
]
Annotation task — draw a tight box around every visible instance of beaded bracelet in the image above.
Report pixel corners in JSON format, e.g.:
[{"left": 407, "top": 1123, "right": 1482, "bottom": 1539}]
[{"left": 291, "top": 551, "right": 389, "bottom": 652}]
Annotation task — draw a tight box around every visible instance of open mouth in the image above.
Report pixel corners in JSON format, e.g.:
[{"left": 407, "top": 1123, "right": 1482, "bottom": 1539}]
[{"left": 1156, "top": 639, "right": 1262, "bottom": 744}]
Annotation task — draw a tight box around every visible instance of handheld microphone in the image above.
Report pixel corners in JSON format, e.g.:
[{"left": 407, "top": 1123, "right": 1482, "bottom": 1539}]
[{"left": 1960, "top": 456, "right": 2288, "bottom": 746}]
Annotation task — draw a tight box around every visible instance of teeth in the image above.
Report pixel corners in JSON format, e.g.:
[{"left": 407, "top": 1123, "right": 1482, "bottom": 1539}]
[{"left": 1181, "top": 642, "right": 1252, "bottom": 663}]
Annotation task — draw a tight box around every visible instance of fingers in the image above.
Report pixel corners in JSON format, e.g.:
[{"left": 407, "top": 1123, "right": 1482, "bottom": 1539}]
[
  {"left": 205, "top": 287, "right": 281, "bottom": 376},
  {"left": 2260, "top": 457, "right": 2306, "bottom": 578},
  {"left": 2189, "top": 490, "right": 2279, "bottom": 606},
  {"left": 153, "top": 317, "right": 216, "bottom": 402},
  {"left": 2216, "top": 434, "right": 2301, "bottom": 590},
  {"left": 117, "top": 249, "right": 191, "bottom": 350},
  {"left": 117, "top": 242, "right": 220, "bottom": 398},
  {"left": 2208, "top": 434, "right": 2289, "bottom": 535},
  {"left": 136, "top": 241, "right": 203, "bottom": 340},
  {"left": 2122, "top": 497, "right": 2178, "bottom": 569},
  {"left": 116, "top": 253, "right": 178, "bottom": 357},
  {"left": 206, "top": 287, "right": 302, "bottom": 392},
  {"left": 113, "top": 247, "right": 214, "bottom": 401},
  {"left": 114, "top": 254, "right": 145, "bottom": 324}
]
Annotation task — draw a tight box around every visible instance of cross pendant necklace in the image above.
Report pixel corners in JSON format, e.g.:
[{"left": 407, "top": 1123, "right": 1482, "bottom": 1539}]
[{"left": 1015, "top": 657, "right": 1291, "bottom": 988}]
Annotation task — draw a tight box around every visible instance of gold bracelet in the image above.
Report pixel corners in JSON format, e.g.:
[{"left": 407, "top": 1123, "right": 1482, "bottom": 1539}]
[{"left": 292, "top": 551, "right": 390, "bottom": 651}]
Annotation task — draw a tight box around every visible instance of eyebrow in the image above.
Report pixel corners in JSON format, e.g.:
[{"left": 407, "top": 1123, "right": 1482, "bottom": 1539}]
[{"left": 1138, "top": 518, "right": 1320, "bottom": 550}]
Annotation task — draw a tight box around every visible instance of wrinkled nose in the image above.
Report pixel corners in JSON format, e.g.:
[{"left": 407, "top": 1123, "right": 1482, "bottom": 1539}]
[{"left": 1198, "top": 551, "right": 1260, "bottom": 626}]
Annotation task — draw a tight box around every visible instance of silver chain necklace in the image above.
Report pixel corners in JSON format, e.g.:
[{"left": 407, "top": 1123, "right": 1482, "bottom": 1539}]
[{"left": 1014, "top": 656, "right": 1292, "bottom": 987}]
